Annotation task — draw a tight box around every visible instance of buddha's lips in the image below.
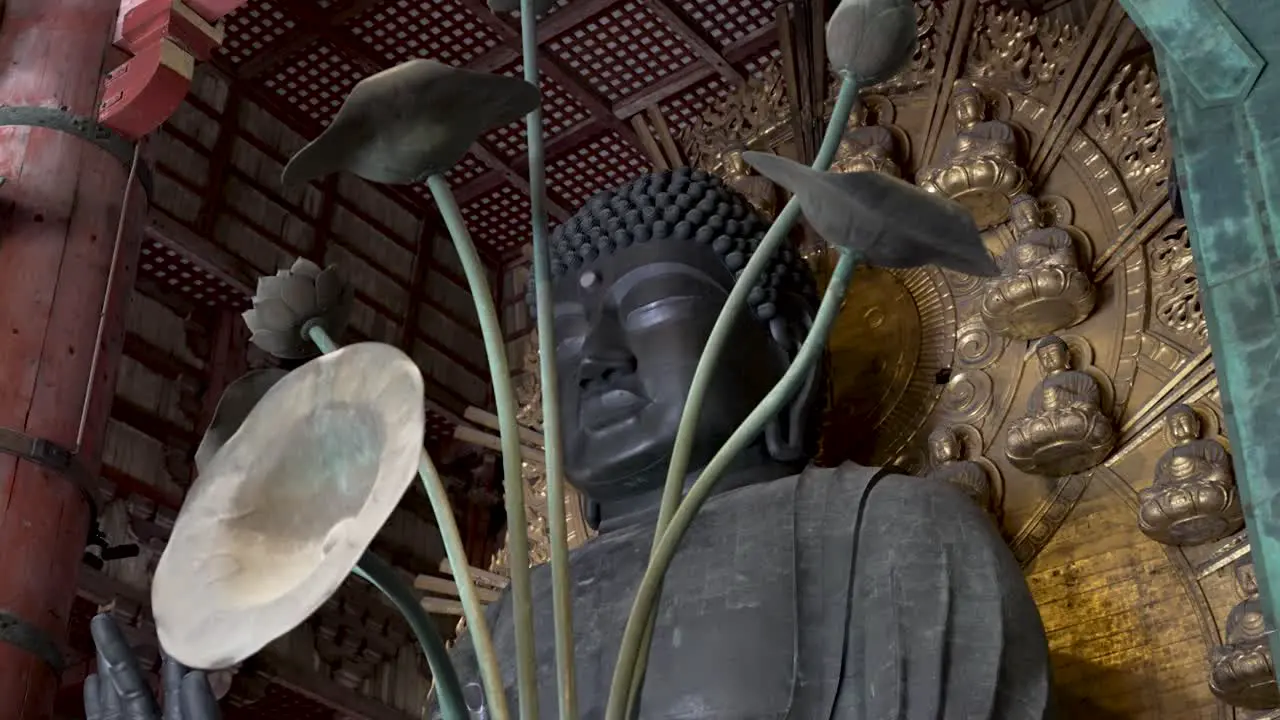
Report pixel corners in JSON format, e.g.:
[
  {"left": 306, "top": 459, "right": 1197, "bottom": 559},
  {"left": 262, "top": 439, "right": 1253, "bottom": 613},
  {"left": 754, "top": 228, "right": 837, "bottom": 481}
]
[{"left": 580, "top": 388, "right": 649, "bottom": 430}]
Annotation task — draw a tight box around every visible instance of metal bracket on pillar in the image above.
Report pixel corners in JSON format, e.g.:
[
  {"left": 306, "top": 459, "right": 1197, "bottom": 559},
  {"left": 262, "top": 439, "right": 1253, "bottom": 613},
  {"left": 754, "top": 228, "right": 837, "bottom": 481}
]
[
  {"left": 0, "top": 106, "right": 154, "bottom": 197},
  {"left": 0, "top": 611, "right": 66, "bottom": 673},
  {"left": 0, "top": 427, "right": 101, "bottom": 522}
]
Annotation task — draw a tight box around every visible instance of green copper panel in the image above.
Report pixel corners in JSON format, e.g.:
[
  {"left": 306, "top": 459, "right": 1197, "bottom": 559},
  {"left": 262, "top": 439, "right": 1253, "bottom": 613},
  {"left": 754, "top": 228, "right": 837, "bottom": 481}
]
[{"left": 1115, "top": 0, "right": 1280, "bottom": 670}]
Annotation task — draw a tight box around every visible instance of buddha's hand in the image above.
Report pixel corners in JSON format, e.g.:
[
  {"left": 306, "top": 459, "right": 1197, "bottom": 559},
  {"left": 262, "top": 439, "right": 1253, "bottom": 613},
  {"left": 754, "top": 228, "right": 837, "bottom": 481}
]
[{"left": 85, "top": 613, "right": 221, "bottom": 720}]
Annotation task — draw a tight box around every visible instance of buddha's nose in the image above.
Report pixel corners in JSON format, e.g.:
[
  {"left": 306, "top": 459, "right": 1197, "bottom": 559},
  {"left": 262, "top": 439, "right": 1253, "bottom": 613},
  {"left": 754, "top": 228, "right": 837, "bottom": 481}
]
[{"left": 578, "top": 351, "right": 637, "bottom": 389}]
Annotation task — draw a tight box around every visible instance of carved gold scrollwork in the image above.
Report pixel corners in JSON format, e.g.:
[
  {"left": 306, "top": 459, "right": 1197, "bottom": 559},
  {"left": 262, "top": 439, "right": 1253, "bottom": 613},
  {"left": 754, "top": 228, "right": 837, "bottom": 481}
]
[
  {"left": 964, "top": 1, "right": 1078, "bottom": 99},
  {"left": 1085, "top": 62, "right": 1170, "bottom": 206},
  {"left": 956, "top": 317, "right": 1006, "bottom": 369},
  {"left": 1148, "top": 219, "right": 1208, "bottom": 349}
]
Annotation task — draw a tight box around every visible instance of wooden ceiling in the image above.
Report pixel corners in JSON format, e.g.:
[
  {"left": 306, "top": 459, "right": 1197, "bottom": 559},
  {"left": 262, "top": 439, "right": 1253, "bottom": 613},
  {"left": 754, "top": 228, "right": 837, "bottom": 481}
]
[{"left": 206, "top": 0, "right": 784, "bottom": 261}]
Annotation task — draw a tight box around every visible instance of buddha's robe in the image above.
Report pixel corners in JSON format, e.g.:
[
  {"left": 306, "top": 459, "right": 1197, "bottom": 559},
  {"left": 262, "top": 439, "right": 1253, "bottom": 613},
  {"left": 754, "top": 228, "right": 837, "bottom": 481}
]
[{"left": 440, "top": 462, "right": 1053, "bottom": 719}]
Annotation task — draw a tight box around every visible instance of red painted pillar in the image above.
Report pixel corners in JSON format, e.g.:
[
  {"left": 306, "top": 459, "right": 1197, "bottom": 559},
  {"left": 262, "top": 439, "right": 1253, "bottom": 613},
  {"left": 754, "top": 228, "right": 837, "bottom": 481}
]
[{"left": 0, "top": 1, "right": 148, "bottom": 717}]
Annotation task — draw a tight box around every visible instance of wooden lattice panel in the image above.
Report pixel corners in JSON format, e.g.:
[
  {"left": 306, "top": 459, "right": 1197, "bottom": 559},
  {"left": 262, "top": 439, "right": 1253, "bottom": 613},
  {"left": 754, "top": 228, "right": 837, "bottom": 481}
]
[
  {"left": 744, "top": 46, "right": 783, "bottom": 77},
  {"left": 663, "top": 72, "right": 732, "bottom": 130},
  {"left": 139, "top": 236, "right": 250, "bottom": 311},
  {"left": 219, "top": 0, "right": 296, "bottom": 67},
  {"left": 460, "top": 181, "right": 532, "bottom": 255},
  {"left": 485, "top": 61, "right": 592, "bottom": 161},
  {"left": 447, "top": 152, "right": 490, "bottom": 187},
  {"left": 350, "top": 0, "right": 503, "bottom": 68},
  {"left": 544, "top": 0, "right": 699, "bottom": 103},
  {"left": 676, "top": 0, "right": 783, "bottom": 48},
  {"left": 263, "top": 41, "right": 362, "bottom": 127},
  {"left": 547, "top": 131, "right": 654, "bottom": 209}
]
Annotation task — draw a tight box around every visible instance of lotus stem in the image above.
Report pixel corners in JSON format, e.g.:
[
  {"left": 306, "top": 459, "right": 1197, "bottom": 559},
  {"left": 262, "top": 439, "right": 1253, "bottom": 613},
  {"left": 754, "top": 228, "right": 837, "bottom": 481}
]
[
  {"left": 520, "top": 1, "right": 577, "bottom": 718},
  {"left": 306, "top": 323, "right": 506, "bottom": 720},
  {"left": 608, "top": 75, "right": 862, "bottom": 717},
  {"left": 607, "top": 249, "right": 860, "bottom": 720},
  {"left": 353, "top": 552, "right": 468, "bottom": 720},
  {"left": 427, "top": 174, "right": 538, "bottom": 720}
]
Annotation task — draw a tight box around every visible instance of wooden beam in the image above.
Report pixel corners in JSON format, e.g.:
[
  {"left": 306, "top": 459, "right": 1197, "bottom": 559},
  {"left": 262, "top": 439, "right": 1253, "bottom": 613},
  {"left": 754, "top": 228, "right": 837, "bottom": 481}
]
[
  {"left": 612, "top": 20, "right": 776, "bottom": 118},
  {"left": 146, "top": 210, "right": 255, "bottom": 298},
  {"left": 629, "top": 114, "right": 669, "bottom": 170},
  {"left": 195, "top": 89, "right": 241, "bottom": 236},
  {"left": 645, "top": 0, "right": 744, "bottom": 86},
  {"left": 400, "top": 217, "right": 431, "bottom": 350},
  {"left": 236, "top": 0, "right": 397, "bottom": 80},
  {"left": 463, "top": 406, "right": 544, "bottom": 448},
  {"left": 645, "top": 106, "right": 684, "bottom": 167}
]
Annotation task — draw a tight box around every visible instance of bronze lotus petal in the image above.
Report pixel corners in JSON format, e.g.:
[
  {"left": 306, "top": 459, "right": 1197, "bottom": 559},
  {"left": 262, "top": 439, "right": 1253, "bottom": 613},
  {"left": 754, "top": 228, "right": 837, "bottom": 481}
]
[
  {"left": 743, "top": 152, "right": 999, "bottom": 277},
  {"left": 242, "top": 259, "right": 355, "bottom": 359},
  {"left": 826, "top": 0, "right": 917, "bottom": 83},
  {"left": 194, "top": 369, "right": 289, "bottom": 475},
  {"left": 488, "top": 0, "right": 558, "bottom": 15},
  {"left": 281, "top": 59, "right": 540, "bottom": 186}
]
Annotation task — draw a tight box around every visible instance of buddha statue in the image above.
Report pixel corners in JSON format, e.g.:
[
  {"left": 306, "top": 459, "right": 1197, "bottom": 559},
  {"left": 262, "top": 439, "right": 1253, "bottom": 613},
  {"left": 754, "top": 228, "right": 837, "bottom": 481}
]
[
  {"left": 980, "top": 194, "right": 1097, "bottom": 340},
  {"left": 1211, "top": 594, "right": 1280, "bottom": 710},
  {"left": 442, "top": 168, "right": 1053, "bottom": 719},
  {"left": 919, "top": 80, "right": 1028, "bottom": 228},
  {"left": 720, "top": 147, "right": 778, "bottom": 219},
  {"left": 1006, "top": 336, "right": 1116, "bottom": 476},
  {"left": 925, "top": 425, "right": 995, "bottom": 515},
  {"left": 1137, "top": 403, "right": 1243, "bottom": 546},
  {"left": 831, "top": 101, "right": 901, "bottom": 177}
]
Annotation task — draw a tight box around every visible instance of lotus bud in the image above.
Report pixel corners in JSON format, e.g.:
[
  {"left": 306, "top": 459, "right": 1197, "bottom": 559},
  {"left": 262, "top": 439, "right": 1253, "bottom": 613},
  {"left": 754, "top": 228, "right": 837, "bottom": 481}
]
[{"left": 826, "top": 0, "right": 918, "bottom": 83}]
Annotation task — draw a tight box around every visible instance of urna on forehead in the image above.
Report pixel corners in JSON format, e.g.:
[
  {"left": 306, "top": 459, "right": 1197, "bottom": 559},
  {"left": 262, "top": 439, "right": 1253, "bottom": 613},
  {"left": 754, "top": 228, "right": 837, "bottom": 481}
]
[{"left": 525, "top": 167, "right": 818, "bottom": 321}]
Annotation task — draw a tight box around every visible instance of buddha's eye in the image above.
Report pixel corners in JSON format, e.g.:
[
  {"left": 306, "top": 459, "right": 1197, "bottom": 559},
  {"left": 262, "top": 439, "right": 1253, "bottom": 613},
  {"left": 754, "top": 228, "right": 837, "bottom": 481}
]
[
  {"left": 623, "top": 296, "right": 701, "bottom": 332},
  {"left": 554, "top": 311, "right": 588, "bottom": 356}
]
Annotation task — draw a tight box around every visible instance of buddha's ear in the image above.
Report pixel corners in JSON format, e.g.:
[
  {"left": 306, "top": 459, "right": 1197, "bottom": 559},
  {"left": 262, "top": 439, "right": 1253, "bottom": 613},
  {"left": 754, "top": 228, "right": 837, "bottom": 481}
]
[{"left": 765, "top": 304, "right": 820, "bottom": 463}]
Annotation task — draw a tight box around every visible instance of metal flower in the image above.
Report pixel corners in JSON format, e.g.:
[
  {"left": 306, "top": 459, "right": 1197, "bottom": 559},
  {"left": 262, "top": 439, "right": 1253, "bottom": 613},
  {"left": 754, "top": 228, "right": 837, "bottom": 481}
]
[
  {"left": 826, "top": 0, "right": 918, "bottom": 83},
  {"left": 242, "top": 258, "right": 354, "bottom": 359},
  {"left": 282, "top": 59, "right": 540, "bottom": 186},
  {"left": 488, "top": 0, "right": 558, "bottom": 15},
  {"left": 743, "top": 152, "right": 999, "bottom": 277}
]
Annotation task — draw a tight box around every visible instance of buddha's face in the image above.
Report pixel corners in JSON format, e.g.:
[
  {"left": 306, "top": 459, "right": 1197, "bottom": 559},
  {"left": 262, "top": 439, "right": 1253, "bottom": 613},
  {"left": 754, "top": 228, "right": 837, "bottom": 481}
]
[
  {"left": 1036, "top": 341, "right": 1068, "bottom": 373},
  {"left": 1011, "top": 199, "right": 1041, "bottom": 234},
  {"left": 550, "top": 238, "right": 792, "bottom": 501},
  {"left": 1167, "top": 407, "right": 1200, "bottom": 443},
  {"left": 930, "top": 433, "right": 959, "bottom": 463},
  {"left": 954, "top": 92, "right": 984, "bottom": 129}
]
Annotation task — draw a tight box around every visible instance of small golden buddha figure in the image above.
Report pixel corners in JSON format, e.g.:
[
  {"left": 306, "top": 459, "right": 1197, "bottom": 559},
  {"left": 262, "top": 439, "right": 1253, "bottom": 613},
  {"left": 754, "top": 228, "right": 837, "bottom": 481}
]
[
  {"left": 831, "top": 101, "right": 901, "bottom": 177},
  {"left": 924, "top": 426, "right": 994, "bottom": 515},
  {"left": 980, "top": 194, "right": 1097, "bottom": 340},
  {"left": 1006, "top": 336, "right": 1116, "bottom": 476},
  {"left": 1137, "top": 404, "right": 1243, "bottom": 546},
  {"left": 919, "top": 80, "right": 1028, "bottom": 228},
  {"left": 1211, "top": 594, "right": 1280, "bottom": 710},
  {"left": 721, "top": 148, "right": 778, "bottom": 219}
]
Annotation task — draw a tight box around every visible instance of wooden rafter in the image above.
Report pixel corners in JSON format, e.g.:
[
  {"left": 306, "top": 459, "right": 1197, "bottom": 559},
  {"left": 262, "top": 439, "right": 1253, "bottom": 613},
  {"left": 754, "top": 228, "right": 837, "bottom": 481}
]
[
  {"left": 453, "top": 116, "right": 607, "bottom": 205},
  {"left": 644, "top": 0, "right": 745, "bottom": 86},
  {"left": 452, "top": 0, "right": 646, "bottom": 152},
  {"left": 612, "top": 20, "right": 776, "bottom": 118}
]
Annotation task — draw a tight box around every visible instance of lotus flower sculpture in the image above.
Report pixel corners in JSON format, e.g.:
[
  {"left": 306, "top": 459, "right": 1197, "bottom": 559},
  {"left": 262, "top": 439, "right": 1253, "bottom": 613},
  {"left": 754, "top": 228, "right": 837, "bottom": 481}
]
[
  {"left": 826, "top": 0, "right": 918, "bottom": 83},
  {"left": 742, "top": 151, "right": 999, "bottom": 276},
  {"left": 281, "top": 59, "right": 540, "bottom": 186},
  {"left": 242, "top": 258, "right": 354, "bottom": 360}
]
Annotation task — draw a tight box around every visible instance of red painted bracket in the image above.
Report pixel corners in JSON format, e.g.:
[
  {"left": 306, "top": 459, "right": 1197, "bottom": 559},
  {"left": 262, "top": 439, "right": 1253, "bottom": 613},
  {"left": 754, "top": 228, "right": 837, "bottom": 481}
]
[
  {"left": 98, "top": 0, "right": 247, "bottom": 140},
  {"left": 99, "top": 38, "right": 195, "bottom": 141}
]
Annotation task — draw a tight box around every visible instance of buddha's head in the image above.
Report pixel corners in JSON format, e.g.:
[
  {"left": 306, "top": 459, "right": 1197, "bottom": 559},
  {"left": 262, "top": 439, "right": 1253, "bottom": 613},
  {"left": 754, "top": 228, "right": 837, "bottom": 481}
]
[
  {"left": 952, "top": 81, "right": 986, "bottom": 130},
  {"left": 530, "top": 169, "right": 819, "bottom": 511},
  {"left": 1035, "top": 335, "right": 1070, "bottom": 374},
  {"left": 928, "top": 426, "right": 962, "bottom": 464},
  {"left": 1010, "top": 194, "right": 1043, "bottom": 234},
  {"left": 1165, "top": 404, "right": 1202, "bottom": 445}
]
